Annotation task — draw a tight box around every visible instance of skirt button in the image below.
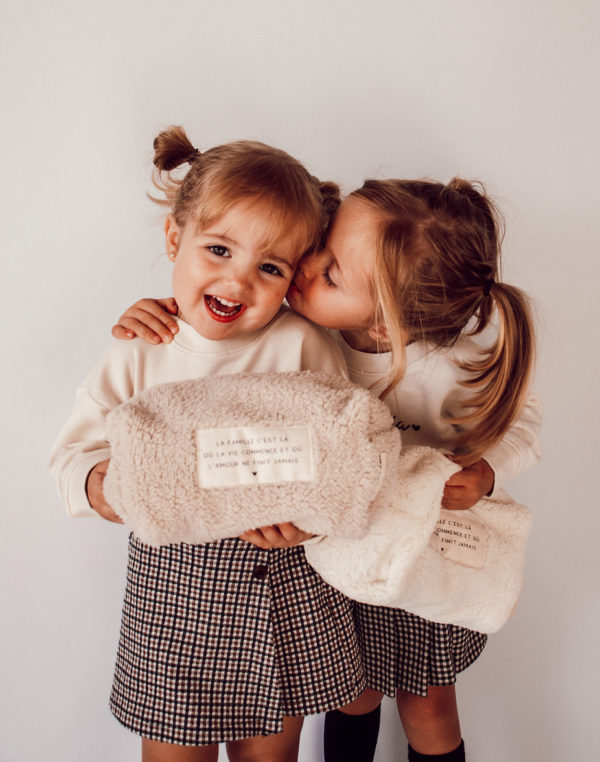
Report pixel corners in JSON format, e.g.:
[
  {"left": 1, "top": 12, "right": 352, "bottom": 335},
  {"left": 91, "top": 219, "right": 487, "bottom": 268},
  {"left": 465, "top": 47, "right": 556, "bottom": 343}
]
[{"left": 252, "top": 564, "right": 268, "bottom": 580}]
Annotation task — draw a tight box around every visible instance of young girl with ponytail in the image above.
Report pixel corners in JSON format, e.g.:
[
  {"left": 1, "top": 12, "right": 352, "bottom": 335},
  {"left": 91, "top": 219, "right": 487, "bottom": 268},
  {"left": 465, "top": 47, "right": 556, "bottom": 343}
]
[
  {"left": 50, "top": 126, "right": 368, "bottom": 762},
  {"left": 113, "top": 176, "right": 541, "bottom": 761}
]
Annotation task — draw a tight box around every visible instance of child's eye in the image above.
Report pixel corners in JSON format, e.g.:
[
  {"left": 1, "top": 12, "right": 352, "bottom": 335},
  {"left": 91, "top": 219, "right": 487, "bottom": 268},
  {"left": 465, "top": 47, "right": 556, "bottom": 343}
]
[
  {"left": 322, "top": 268, "right": 336, "bottom": 288},
  {"left": 260, "top": 263, "right": 284, "bottom": 277},
  {"left": 208, "top": 245, "right": 230, "bottom": 258}
]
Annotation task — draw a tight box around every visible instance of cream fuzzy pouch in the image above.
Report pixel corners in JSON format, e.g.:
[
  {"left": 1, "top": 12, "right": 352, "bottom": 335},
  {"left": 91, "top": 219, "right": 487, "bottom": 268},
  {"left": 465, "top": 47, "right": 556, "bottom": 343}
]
[
  {"left": 104, "top": 370, "right": 531, "bottom": 634},
  {"left": 104, "top": 371, "right": 407, "bottom": 545},
  {"left": 305, "top": 452, "right": 532, "bottom": 634}
]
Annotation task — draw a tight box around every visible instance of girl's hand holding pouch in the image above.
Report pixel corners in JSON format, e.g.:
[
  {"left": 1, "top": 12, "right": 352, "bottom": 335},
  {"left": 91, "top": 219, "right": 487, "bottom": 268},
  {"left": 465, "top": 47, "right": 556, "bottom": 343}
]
[
  {"left": 442, "top": 458, "right": 495, "bottom": 510},
  {"left": 85, "top": 459, "right": 124, "bottom": 523},
  {"left": 240, "top": 523, "right": 315, "bottom": 549}
]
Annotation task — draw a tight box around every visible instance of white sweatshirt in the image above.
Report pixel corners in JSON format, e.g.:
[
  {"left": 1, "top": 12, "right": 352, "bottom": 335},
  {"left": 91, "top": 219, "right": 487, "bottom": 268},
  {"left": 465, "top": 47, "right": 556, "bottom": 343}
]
[
  {"left": 50, "top": 308, "right": 348, "bottom": 518},
  {"left": 333, "top": 333, "right": 542, "bottom": 490}
]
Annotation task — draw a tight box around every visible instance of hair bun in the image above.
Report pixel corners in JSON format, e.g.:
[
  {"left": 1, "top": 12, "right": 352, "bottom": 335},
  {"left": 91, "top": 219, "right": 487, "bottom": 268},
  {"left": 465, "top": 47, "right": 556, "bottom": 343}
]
[
  {"left": 153, "top": 125, "right": 200, "bottom": 171},
  {"left": 446, "top": 177, "right": 481, "bottom": 197},
  {"left": 318, "top": 180, "right": 341, "bottom": 217}
]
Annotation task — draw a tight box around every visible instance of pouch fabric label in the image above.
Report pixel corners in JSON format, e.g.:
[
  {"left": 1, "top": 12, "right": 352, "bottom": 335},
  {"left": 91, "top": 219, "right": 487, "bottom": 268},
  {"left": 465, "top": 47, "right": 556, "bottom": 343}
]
[
  {"left": 196, "top": 425, "right": 314, "bottom": 488},
  {"left": 430, "top": 511, "right": 489, "bottom": 568}
]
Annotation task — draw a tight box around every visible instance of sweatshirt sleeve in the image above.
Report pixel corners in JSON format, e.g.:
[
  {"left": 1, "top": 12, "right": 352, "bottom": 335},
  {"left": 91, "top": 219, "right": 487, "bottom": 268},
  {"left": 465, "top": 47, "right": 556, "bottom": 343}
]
[
  {"left": 442, "top": 338, "right": 542, "bottom": 491},
  {"left": 49, "top": 343, "right": 136, "bottom": 518},
  {"left": 481, "top": 392, "right": 542, "bottom": 491}
]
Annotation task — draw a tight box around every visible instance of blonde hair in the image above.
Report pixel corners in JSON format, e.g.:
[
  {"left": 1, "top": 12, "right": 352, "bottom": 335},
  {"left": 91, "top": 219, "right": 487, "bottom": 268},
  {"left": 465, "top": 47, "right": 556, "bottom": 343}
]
[
  {"left": 151, "top": 125, "right": 340, "bottom": 257},
  {"left": 351, "top": 178, "right": 535, "bottom": 465}
]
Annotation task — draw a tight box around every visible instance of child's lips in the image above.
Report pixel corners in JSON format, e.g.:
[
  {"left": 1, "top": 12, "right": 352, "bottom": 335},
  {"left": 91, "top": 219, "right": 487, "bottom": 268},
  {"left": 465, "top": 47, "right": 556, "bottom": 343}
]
[{"left": 204, "top": 295, "right": 246, "bottom": 322}]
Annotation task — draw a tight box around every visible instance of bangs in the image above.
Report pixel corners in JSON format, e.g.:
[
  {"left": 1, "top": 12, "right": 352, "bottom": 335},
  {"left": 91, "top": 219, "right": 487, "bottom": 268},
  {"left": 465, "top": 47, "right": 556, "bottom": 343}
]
[
  {"left": 192, "top": 190, "right": 321, "bottom": 259},
  {"left": 162, "top": 138, "right": 331, "bottom": 260}
]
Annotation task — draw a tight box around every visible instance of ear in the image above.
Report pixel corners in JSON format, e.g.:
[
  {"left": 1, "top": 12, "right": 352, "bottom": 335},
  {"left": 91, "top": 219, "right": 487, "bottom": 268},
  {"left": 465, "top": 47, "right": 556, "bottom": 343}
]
[
  {"left": 367, "top": 320, "right": 389, "bottom": 344},
  {"left": 164, "top": 215, "right": 181, "bottom": 260}
]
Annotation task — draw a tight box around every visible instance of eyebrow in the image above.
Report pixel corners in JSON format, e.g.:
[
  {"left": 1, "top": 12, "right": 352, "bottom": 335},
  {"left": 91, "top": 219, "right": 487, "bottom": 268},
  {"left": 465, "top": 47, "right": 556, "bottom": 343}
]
[
  {"left": 269, "top": 255, "right": 295, "bottom": 267},
  {"left": 200, "top": 231, "right": 239, "bottom": 246}
]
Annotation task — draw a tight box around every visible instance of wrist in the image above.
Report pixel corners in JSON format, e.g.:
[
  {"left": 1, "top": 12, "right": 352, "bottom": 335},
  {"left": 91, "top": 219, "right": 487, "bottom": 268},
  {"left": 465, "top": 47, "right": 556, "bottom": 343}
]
[{"left": 481, "top": 459, "right": 495, "bottom": 496}]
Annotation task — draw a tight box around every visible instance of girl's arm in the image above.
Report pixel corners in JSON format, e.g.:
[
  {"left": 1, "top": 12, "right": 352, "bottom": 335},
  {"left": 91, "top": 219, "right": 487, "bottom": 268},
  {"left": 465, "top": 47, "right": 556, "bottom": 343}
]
[
  {"left": 49, "top": 342, "right": 137, "bottom": 518},
  {"left": 112, "top": 297, "right": 179, "bottom": 344},
  {"left": 437, "top": 334, "right": 542, "bottom": 509},
  {"left": 49, "top": 384, "right": 114, "bottom": 518},
  {"left": 442, "top": 393, "right": 542, "bottom": 510},
  {"left": 479, "top": 393, "right": 542, "bottom": 488}
]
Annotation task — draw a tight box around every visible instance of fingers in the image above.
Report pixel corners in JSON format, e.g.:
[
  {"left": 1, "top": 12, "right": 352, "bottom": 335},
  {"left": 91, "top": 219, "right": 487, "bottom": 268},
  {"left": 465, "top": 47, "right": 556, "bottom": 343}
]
[
  {"left": 111, "top": 324, "right": 136, "bottom": 340},
  {"left": 112, "top": 315, "right": 168, "bottom": 344},
  {"left": 111, "top": 298, "right": 179, "bottom": 345},
  {"left": 275, "top": 522, "right": 314, "bottom": 544},
  {"left": 86, "top": 460, "right": 124, "bottom": 524},
  {"left": 441, "top": 459, "right": 495, "bottom": 510},
  {"left": 442, "top": 471, "right": 470, "bottom": 509},
  {"left": 444, "top": 470, "right": 466, "bottom": 488},
  {"left": 239, "top": 528, "right": 273, "bottom": 549},
  {"left": 156, "top": 297, "right": 179, "bottom": 314},
  {"left": 240, "top": 524, "right": 310, "bottom": 549},
  {"left": 441, "top": 486, "right": 472, "bottom": 511},
  {"left": 95, "top": 502, "right": 125, "bottom": 524}
]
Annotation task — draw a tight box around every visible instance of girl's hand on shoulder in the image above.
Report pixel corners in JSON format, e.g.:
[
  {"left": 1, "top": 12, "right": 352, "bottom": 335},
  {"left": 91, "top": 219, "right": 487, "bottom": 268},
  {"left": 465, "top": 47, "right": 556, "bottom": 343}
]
[
  {"left": 111, "top": 297, "right": 179, "bottom": 345},
  {"left": 85, "top": 459, "right": 124, "bottom": 523},
  {"left": 240, "top": 523, "right": 314, "bottom": 549},
  {"left": 442, "top": 458, "right": 495, "bottom": 510}
]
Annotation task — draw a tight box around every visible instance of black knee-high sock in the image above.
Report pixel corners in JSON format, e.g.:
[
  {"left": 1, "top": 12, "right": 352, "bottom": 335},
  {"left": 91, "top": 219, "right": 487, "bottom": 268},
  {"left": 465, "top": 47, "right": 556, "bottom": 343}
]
[
  {"left": 323, "top": 706, "right": 381, "bottom": 762},
  {"left": 408, "top": 739, "right": 465, "bottom": 761}
]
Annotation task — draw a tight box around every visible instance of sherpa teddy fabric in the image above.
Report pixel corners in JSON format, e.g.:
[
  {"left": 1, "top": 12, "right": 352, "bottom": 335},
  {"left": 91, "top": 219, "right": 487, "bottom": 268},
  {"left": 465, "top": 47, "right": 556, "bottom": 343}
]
[
  {"left": 305, "top": 450, "right": 532, "bottom": 634},
  {"left": 104, "top": 370, "right": 532, "bottom": 634},
  {"left": 104, "top": 370, "right": 406, "bottom": 546}
]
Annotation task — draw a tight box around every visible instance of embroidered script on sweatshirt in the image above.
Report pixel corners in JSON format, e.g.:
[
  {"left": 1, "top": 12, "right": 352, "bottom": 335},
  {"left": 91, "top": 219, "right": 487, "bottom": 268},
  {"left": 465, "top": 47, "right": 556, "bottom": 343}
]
[
  {"left": 196, "top": 426, "right": 315, "bottom": 488},
  {"left": 392, "top": 416, "right": 421, "bottom": 432},
  {"left": 430, "top": 511, "right": 489, "bottom": 568}
]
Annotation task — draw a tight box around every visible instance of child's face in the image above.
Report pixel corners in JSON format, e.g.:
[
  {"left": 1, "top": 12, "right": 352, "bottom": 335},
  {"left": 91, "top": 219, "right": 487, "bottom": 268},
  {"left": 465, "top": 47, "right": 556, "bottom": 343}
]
[
  {"left": 286, "top": 197, "right": 382, "bottom": 350},
  {"left": 167, "top": 201, "right": 301, "bottom": 340}
]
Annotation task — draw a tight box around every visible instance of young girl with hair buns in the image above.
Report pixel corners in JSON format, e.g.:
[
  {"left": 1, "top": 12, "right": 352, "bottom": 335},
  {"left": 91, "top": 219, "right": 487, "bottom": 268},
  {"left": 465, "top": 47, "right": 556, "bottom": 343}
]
[
  {"left": 50, "top": 126, "right": 368, "bottom": 762},
  {"left": 115, "top": 175, "right": 541, "bottom": 762}
]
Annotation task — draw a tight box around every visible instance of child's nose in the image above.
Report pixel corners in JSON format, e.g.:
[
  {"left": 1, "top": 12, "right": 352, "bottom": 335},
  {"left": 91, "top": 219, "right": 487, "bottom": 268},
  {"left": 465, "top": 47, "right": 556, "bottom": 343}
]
[{"left": 225, "top": 262, "right": 255, "bottom": 296}]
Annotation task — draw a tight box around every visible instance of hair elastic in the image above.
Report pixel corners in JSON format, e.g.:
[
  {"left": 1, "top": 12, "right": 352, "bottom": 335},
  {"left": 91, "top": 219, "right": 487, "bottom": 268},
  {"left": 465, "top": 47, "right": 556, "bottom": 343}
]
[
  {"left": 483, "top": 279, "right": 494, "bottom": 297},
  {"left": 188, "top": 148, "right": 200, "bottom": 164}
]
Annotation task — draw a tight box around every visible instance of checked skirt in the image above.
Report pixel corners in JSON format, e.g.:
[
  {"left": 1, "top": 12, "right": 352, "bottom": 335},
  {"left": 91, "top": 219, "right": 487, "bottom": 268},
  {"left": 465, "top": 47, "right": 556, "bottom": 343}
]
[
  {"left": 353, "top": 601, "right": 487, "bottom": 698},
  {"left": 110, "top": 535, "right": 366, "bottom": 745}
]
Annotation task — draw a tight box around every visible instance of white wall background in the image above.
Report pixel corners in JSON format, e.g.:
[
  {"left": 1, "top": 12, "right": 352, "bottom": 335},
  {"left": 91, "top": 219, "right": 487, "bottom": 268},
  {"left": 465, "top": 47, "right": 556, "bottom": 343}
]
[{"left": 2, "top": 1, "right": 598, "bottom": 760}]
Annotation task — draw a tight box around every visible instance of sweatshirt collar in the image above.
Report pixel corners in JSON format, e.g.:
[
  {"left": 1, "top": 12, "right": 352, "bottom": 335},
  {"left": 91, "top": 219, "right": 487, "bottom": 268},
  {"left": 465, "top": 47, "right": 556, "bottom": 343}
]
[
  {"left": 172, "top": 315, "right": 270, "bottom": 354},
  {"left": 333, "top": 331, "right": 432, "bottom": 375}
]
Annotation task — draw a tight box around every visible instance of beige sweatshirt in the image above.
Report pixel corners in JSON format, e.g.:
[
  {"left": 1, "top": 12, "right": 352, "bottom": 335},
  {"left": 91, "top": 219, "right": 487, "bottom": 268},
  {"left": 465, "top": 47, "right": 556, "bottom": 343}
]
[{"left": 50, "top": 308, "right": 348, "bottom": 518}]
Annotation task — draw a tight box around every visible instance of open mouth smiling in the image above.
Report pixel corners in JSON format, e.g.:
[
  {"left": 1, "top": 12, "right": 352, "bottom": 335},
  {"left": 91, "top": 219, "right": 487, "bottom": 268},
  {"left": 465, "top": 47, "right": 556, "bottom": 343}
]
[{"left": 204, "top": 295, "right": 246, "bottom": 322}]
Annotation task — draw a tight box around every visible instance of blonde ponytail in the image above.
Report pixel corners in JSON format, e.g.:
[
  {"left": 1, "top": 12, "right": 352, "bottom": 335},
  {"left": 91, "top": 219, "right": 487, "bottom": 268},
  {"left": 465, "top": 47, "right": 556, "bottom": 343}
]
[
  {"left": 451, "top": 281, "right": 536, "bottom": 464},
  {"left": 352, "top": 177, "right": 536, "bottom": 461}
]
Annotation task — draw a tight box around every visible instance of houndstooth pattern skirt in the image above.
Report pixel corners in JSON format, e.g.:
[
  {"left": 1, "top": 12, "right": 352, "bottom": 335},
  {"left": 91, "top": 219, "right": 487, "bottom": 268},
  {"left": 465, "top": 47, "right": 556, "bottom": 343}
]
[
  {"left": 110, "top": 535, "right": 366, "bottom": 746},
  {"left": 353, "top": 602, "right": 487, "bottom": 697}
]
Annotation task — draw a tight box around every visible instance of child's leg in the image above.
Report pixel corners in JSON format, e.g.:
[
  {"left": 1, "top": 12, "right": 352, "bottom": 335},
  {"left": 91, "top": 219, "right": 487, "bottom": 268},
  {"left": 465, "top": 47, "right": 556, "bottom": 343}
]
[
  {"left": 226, "top": 716, "right": 304, "bottom": 762},
  {"left": 323, "top": 689, "right": 383, "bottom": 762},
  {"left": 141, "top": 738, "right": 218, "bottom": 761},
  {"left": 396, "top": 684, "right": 464, "bottom": 759}
]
